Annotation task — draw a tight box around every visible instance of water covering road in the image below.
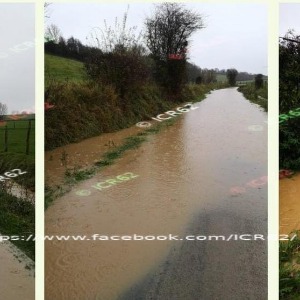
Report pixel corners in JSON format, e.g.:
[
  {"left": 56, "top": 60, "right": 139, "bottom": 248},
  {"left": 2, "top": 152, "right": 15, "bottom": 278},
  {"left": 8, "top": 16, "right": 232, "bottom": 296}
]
[
  {"left": 0, "top": 241, "right": 34, "bottom": 300},
  {"left": 45, "top": 88, "right": 267, "bottom": 300},
  {"left": 280, "top": 174, "right": 300, "bottom": 234}
]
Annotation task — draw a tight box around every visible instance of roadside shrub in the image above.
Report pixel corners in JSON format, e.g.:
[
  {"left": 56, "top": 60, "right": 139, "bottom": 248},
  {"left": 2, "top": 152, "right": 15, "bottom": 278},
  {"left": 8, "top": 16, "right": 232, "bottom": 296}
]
[
  {"left": 46, "top": 81, "right": 174, "bottom": 150},
  {"left": 85, "top": 48, "right": 152, "bottom": 99},
  {"left": 280, "top": 119, "right": 300, "bottom": 170},
  {"left": 238, "top": 82, "right": 268, "bottom": 111},
  {"left": 45, "top": 81, "right": 123, "bottom": 149},
  {"left": 279, "top": 233, "right": 300, "bottom": 299},
  {"left": 255, "top": 74, "right": 264, "bottom": 90}
]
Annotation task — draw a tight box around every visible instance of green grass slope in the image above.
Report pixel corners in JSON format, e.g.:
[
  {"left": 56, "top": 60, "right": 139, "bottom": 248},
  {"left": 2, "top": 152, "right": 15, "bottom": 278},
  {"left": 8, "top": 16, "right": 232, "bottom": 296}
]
[{"left": 45, "top": 54, "right": 87, "bottom": 84}]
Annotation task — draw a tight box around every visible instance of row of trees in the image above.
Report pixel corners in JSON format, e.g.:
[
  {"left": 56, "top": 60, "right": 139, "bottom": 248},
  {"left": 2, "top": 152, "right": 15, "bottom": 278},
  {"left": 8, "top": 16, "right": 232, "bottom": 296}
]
[
  {"left": 45, "top": 3, "right": 263, "bottom": 99},
  {"left": 45, "top": 3, "right": 206, "bottom": 100},
  {"left": 279, "top": 31, "right": 300, "bottom": 113},
  {"left": 226, "top": 69, "right": 264, "bottom": 88}
]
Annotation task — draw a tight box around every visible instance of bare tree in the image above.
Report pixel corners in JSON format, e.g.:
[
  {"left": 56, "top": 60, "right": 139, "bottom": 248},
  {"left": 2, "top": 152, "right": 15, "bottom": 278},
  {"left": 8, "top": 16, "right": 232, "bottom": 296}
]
[
  {"left": 87, "top": 6, "right": 144, "bottom": 54},
  {"left": 145, "top": 3, "right": 205, "bottom": 60},
  {"left": 45, "top": 24, "right": 61, "bottom": 43},
  {"left": 0, "top": 103, "right": 8, "bottom": 121}
]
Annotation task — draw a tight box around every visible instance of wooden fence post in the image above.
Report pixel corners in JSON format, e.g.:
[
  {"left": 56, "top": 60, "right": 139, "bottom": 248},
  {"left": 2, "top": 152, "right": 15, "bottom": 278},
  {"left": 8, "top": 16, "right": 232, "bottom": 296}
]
[
  {"left": 26, "top": 120, "right": 31, "bottom": 155},
  {"left": 4, "top": 125, "right": 8, "bottom": 152}
]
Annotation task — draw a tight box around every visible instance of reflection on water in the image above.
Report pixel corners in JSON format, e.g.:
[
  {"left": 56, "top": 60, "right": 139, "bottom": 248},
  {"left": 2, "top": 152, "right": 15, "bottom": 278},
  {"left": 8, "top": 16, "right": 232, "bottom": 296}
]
[
  {"left": 45, "top": 88, "right": 267, "bottom": 300},
  {"left": 280, "top": 174, "right": 300, "bottom": 234}
]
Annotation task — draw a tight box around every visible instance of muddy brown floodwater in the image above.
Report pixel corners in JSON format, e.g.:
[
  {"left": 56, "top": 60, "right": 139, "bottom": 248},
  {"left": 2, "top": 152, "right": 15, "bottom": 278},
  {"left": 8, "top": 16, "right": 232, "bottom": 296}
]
[
  {"left": 45, "top": 87, "right": 267, "bottom": 300},
  {"left": 280, "top": 174, "right": 300, "bottom": 235},
  {"left": 0, "top": 241, "right": 34, "bottom": 300}
]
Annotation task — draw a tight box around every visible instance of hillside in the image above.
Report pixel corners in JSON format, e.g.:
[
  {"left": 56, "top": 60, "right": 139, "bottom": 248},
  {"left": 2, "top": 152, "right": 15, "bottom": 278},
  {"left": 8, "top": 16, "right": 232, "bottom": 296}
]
[{"left": 45, "top": 54, "right": 87, "bottom": 83}]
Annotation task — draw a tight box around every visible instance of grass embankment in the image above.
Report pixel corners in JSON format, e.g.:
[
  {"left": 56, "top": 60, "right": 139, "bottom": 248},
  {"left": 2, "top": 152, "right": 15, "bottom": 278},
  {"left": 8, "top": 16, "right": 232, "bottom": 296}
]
[
  {"left": 238, "top": 82, "right": 268, "bottom": 111},
  {"left": 45, "top": 55, "right": 226, "bottom": 150},
  {"left": 45, "top": 54, "right": 87, "bottom": 83},
  {"left": 0, "top": 118, "right": 35, "bottom": 261},
  {"left": 280, "top": 233, "right": 300, "bottom": 300}
]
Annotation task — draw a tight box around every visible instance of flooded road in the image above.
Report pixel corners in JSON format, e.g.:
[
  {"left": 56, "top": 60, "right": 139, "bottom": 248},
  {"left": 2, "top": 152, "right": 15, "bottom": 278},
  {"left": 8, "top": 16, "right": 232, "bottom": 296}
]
[
  {"left": 0, "top": 241, "right": 34, "bottom": 300},
  {"left": 280, "top": 173, "right": 300, "bottom": 235},
  {"left": 45, "top": 88, "right": 267, "bottom": 300},
  {"left": 45, "top": 126, "right": 142, "bottom": 187}
]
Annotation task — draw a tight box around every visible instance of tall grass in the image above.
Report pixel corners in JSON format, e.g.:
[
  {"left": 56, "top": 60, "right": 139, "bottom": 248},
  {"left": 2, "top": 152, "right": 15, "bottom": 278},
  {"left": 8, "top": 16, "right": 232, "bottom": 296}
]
[
  {"left": 0, "top": 190, "right": 35, "bottom": 260},
  {"left": 280, "top": 233, "right": 300, "bottom": 299},
  {"left": 45, "top": 80, "right": 226, "bottom": 150},
  {"left": 238, "top": 82, "right": 268, "bottom": 111}
]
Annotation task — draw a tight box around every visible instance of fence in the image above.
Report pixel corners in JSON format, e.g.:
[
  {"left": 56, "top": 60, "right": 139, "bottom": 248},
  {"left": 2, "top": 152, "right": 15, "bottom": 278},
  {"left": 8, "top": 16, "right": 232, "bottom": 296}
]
[{"left": 0, "top": 119, "right": 35, "bottom": 155}]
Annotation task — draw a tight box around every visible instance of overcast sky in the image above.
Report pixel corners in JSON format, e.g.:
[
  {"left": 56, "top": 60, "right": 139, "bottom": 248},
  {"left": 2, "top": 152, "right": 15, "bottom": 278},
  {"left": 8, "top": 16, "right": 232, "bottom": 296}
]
[
  {"left": 280, "top": 4, "right": 300, "bottom": 36},
  {"left": 0, "top": 4, "right": 34, "bottom": 114},
  {"left": 46, "top": 3, "right": 267, "bottom": 75}
]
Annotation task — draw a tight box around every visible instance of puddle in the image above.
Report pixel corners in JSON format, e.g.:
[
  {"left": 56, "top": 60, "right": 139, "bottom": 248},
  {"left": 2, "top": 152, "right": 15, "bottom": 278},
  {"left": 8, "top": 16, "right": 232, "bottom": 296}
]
[
  {"left": 45, "top": 88, "right": 267, "bottom": 299},
  {"left": 280, "top": 173, "right": 300, "bottom": 234}
]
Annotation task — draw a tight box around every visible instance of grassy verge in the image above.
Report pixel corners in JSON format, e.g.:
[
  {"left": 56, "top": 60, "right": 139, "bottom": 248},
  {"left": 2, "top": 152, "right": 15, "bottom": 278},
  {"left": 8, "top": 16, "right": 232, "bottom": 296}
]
[
  {"left": 45, "top": 81, "right": 226, "bottom": 150},
  {"left": 238, "top": 83, "right": 268, "bottom": 111},
  {"left": 280, "top": 232, "right": 300, "bottom": 299},
  {"left": 0, "top": 190, "right": 35, "bottom": 261}
]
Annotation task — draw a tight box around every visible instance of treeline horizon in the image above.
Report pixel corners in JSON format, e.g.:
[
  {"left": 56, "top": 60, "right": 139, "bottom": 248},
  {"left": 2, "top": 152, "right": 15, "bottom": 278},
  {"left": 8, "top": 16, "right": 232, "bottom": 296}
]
[{"left": 45, "top": 37, "right": 266, "bottom": 84}]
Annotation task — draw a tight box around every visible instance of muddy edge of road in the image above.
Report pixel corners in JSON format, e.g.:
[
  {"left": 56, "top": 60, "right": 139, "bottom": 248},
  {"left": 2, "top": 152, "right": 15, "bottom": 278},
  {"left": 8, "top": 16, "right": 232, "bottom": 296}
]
[{"left": 45, "top": 85, "right": 266, "bottom": 208}]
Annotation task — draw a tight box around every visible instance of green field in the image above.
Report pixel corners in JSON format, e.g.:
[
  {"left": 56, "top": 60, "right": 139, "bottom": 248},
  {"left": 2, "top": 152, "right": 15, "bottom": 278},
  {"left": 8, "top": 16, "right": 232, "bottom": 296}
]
[
  {"left": 237, "top": 80, "right": 254, "bottom": 85},
  {"left": 45, "top": 54, "right": 87, "bottom": 84},
  {"left": 0, "top": 119, "right": 35, "bottom": 156},
  {"left": 216, "top": 74, "right": 227, "bottom": 82}
]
